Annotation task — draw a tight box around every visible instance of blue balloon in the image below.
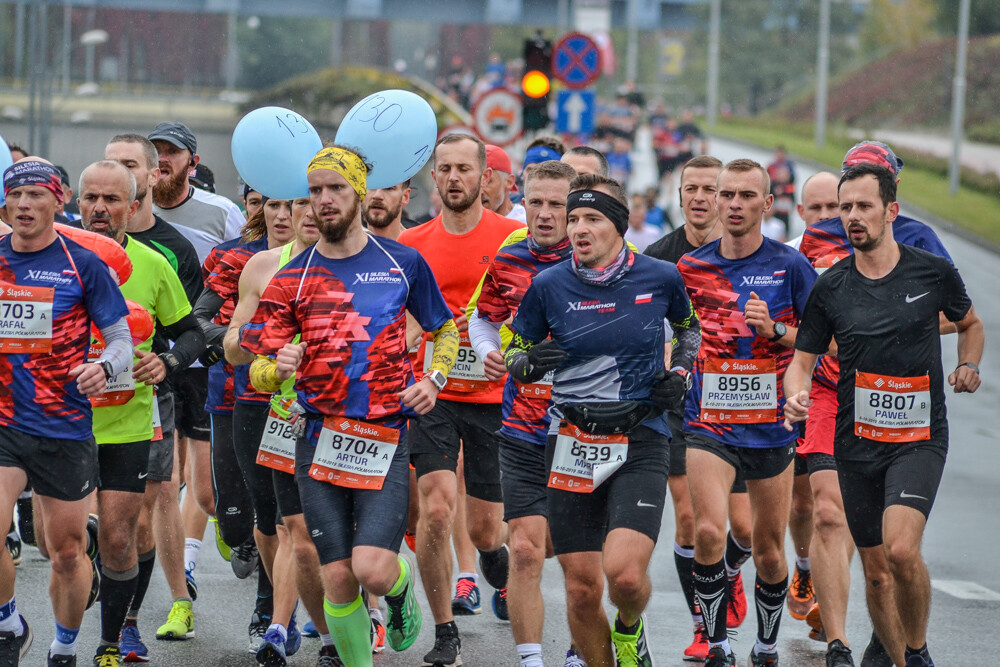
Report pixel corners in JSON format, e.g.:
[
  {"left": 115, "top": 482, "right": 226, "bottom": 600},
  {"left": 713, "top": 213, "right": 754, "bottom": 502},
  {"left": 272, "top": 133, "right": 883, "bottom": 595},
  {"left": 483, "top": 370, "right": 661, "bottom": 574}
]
[
  {"left": 0, "top": 136, "right": 12, "bottom": 207},
  {"left": 336, "top": 90, "right": 437, "bottom": 190},
  {"left": 231, "top": 107, "right": 323, "bottom": 200}
]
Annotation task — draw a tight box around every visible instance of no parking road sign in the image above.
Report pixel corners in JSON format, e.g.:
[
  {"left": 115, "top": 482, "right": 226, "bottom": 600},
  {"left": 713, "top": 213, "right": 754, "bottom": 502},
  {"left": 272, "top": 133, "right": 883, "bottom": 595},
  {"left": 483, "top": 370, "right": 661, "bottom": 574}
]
[{"left": 553, "top": 32, "right": 602, "bottom": 89}]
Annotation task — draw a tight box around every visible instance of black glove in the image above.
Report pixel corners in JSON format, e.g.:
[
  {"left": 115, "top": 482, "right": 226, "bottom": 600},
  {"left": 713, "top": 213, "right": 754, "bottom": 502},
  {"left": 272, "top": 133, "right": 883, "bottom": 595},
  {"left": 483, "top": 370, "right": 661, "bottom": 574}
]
[
  {"left": 508, "top": 339, "right": 567, "bottom": 384},
  {"left": 651, "top": 370, "right": 689, "bottom": 412},
  {"left": 198, "top": 344, "right": 225, "bottom": 367}
]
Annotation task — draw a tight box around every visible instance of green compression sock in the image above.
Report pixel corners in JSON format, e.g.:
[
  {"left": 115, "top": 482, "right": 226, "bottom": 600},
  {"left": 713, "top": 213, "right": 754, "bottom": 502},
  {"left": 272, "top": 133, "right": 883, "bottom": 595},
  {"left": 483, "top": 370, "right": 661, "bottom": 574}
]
[{"left": 324, "top": 595, "right": 373, "bottom": 667}]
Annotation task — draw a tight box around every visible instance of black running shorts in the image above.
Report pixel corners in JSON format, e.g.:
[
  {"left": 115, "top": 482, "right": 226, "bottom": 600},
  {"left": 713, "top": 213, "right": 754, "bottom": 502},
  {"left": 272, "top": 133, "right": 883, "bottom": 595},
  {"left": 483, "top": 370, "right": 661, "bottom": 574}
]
[
  {"left": 498, "top": 433, "right": 548, "bottom": 521},
  {"left": 0, "top": 425, "right": 98, "bottom": 501},
  {"left": 686, "top": 432, "right": 795, "bottom": 481},
  {"left": 98, "top": 441, "right": 151, "bottom": 494}
]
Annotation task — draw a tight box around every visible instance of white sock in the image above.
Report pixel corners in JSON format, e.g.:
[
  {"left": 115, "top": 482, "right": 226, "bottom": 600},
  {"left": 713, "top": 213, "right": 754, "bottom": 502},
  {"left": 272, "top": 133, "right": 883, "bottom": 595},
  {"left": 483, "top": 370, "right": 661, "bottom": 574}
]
[
  {"left": 457, "top": 572, "right": 478, "bottom": 584},
  {"left": 50, "top": 636, "right": 79, "bottom": 657},
  {"left": 369, "top": 607, "right": 384, "bottom": 624},
  {"left": 796, "top": 556, "right": 811, "bottom": 572},
  {"left": 517, "top": 642, "right": 544, "bottom": 667},
  {"left": 184, "top": 538, "right": 201, "bottom": 572},
  {"left": 319, "top": 633, "right": 334, "bottom": 647},
  {"left": 266, "top": 623, "right": 288, "bottom": 642},
  {"left": 710, "top": 638, "right": 732, "bottom": 655},
  {"left": 754, "top": 638, "right": 777, "bottom": 655},
  {"left": 0, "top": 597, "right": 22, "bottom": 634}
]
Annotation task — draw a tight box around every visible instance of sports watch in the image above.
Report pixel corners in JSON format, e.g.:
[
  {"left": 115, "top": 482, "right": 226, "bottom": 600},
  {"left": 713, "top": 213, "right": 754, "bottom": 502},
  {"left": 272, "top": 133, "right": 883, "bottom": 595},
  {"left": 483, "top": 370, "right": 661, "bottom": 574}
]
[
  {"left": 957, "top": 361, "right": 980, "bottom": 375},
  {"left": 99, "top": 360, "right": 114, "bottom": 380},
  {"left": 425, "top": 370, "right": 447, "bottom": 391},
  {"left": 769, "top": 322, "right": 787, "bottom": 342}
]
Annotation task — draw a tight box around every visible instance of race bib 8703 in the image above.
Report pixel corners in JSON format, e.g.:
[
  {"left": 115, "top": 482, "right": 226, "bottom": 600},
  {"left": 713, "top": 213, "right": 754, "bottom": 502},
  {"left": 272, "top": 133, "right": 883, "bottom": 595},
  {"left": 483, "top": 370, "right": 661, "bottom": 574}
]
[{"left": 0, "top": 283, "right": 54, "bottom": 353}]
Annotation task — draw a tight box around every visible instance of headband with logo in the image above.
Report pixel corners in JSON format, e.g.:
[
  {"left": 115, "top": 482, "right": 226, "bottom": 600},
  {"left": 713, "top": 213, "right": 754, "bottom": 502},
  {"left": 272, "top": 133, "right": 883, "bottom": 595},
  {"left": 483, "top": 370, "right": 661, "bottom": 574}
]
[
  {"left": 306, "top": 147, "right": 368, "bottom": 199},
  {"left": 567, "top": 189, "right": 629, "bottom": 236},
  {"left": 3, "top": 161, "right": 64, "bottom": 201}
]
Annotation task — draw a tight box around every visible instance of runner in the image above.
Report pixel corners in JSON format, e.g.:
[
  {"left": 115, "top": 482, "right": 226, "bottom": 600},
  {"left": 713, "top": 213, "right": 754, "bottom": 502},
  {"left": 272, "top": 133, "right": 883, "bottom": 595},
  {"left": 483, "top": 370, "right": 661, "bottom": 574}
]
[
  {"left": 677, "top": 159, "right": 818, "bottom": 667},
  {"left": 242, "top": 145, "right": 459, "bottom": 667},
  {"left": 507, "top": 173, "right": 701, "bottom": 667},
  {"left": 0, "top": 159, "right": 131, "bottom": 667},
  {"left": 785, "top": 162, "right": 983, "bottom": 667},
  {"left": 560, "top": 146, "right": 610, "bottom": 178},
  {"left": 467, "top": 160, "right": 579, "bottom": 667},
  {"left": 77, "top": 160, "right": 205, "bottom": 667},
  {"left": 397, "top": 134, "right": 523, "bottom": 666},
  {"left": 644, "top": 155, "right": 753, "bottom": 661}
]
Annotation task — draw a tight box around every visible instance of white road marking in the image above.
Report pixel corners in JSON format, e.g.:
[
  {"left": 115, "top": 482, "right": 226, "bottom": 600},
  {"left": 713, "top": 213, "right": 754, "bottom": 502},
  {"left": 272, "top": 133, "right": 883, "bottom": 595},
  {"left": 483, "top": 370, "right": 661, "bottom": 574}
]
[{"left": 931, "top": 580, "right": 1000, "bottom": 601}]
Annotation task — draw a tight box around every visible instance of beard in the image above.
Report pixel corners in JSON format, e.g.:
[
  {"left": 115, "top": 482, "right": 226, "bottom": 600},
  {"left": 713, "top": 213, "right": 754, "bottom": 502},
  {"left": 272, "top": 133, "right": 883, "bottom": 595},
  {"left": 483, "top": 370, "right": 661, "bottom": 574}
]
[
  {"left": 317, "top": 197, "right": 360, "bottom": 244},
  {"left": 441, "top": 184, "right": 480, "bottom": 214},
  {"left": 84, "top": 214, "right": 125, "bottom": 242},
  {"left": 152, "top": 167, "right": 187, "bottom": 207},
  {"left": 848, "top": 225, "right": 883, "bottom": 251},
  {"left": 363, "top": 200, "right": 402, "bottom": 229}
]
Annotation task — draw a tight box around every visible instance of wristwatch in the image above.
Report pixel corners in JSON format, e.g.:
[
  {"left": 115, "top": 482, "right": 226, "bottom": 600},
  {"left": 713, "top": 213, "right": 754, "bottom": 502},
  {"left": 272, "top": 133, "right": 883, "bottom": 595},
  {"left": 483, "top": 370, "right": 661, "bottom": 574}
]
[
  {"left": 769, "top": 321, "right": 787, "bottom": 342},
  {"left": 159, "top": 351, "right": 181, "bottom": 376},
  {"left": 958, "top": 361, "right": 980, "bottom": 375},
  {"left": 99, "top": 360, "right": 114, "bottom": 380},
  {"left": 670, "top": 367, "right": 693, "bottom": 391},
  {"left": 425, "top": 370, "right": 447, "bottom": 391}
]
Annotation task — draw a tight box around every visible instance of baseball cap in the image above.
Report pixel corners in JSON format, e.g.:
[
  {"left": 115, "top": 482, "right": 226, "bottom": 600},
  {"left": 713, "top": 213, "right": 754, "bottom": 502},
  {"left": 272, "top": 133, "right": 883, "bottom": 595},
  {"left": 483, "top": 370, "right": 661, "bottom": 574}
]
[
  {"left": 190, "top": 163, "right": 215, "bottom": 193},
  {"left": 485, "top": 145, "right": 513, "bottom": 174},
  {"left": 520, "top": 145, "right": 562, "bottom": 176},
  {"left": 842, "top": 140, "right": 904, "bottom": 177},
  {"left": 148, "top": 121, "right": 197, "bottom": 154}
]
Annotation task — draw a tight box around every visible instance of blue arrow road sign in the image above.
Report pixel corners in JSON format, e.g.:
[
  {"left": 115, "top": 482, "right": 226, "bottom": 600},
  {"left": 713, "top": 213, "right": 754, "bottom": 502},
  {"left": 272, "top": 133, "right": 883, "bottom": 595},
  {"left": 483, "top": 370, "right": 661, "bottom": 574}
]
[{"left": 556, "top": 90, "right": 596, "bottom": 135}]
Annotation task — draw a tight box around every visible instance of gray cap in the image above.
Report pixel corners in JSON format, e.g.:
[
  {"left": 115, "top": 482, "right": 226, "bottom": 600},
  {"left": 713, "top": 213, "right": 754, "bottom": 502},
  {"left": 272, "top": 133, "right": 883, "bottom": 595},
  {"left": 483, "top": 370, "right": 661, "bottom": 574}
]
[{"left": 148, "top": 121, "right": 197, "bottom": 154}]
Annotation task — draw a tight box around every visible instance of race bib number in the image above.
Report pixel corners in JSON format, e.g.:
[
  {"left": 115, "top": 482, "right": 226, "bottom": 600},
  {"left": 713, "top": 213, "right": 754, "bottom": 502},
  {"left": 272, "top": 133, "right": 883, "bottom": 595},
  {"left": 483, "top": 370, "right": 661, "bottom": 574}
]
[
  {"left": 854, "top": 372, "right": 931, "bottom": 443},
  {"left": 256, "top": 409, "right": 297, "bottom": 474},
  {"left": 700, "top": 358, "right": 778, "bottom": 423},
  {"left": 516, "top": 370, "right": 553, "bottom": 400},
  {"left": 547, "top": 422, "right": 628, "bottom": 494},
  {"left": 0, "top": 283, "right": 54, "bottom": 353},
  {"left": 152, "top": 391, "right": 163, "bottom": 441},
  {"left": 423, "top": 332, "right": 493, "bottom": 393},
  {"left": 88, "top": 343, "right": 135, "bottom": 407},
  {"left": 308, "top": 417, "right": 399, "bottom": 490}
]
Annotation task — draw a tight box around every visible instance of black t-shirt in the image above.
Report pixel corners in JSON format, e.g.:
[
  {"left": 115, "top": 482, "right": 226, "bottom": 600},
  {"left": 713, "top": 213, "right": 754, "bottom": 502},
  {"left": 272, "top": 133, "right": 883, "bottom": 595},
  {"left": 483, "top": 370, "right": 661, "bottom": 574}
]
[
  {"left": 644, "top": 225, "right": 697, "bottom": 264},
  {"left": 131, "top": 214, "right": 203, "bottom": 306},
  {"left": 795, "top": 245, "right": 972, "bottom": 461}
]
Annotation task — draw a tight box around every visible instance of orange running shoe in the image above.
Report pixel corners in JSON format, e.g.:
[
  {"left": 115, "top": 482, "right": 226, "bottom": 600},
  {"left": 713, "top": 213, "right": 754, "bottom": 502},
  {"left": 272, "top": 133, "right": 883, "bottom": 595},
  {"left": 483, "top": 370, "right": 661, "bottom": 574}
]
[
  {"left": 726, "top": 572, "right": 747, "bottom": 628},
  {"left": 806, "top": 603, "right": 826, "bottom": 642},
  {"left": 403, "top": 531, "right": 416, "bottom": 553},
  {"left": 683, "top": 622, "right": 709, "bottom": 661},
  {"left": 788, "top": 564, "right": 815, "bottom": 619}
]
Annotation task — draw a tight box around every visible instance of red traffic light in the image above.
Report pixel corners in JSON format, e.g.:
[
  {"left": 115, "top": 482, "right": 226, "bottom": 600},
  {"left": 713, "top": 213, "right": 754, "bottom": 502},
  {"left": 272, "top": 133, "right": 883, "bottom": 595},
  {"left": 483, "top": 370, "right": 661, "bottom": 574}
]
[{"left": 521, "top": 70, "right": 551, "bottom": 98}]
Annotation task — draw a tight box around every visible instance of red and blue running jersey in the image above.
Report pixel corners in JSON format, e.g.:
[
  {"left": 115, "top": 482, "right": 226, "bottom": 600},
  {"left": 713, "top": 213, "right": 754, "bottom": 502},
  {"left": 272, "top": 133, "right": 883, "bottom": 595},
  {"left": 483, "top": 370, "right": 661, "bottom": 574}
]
[
  {"left": 241, "top": 236, "right": 452, "bottom": 442},
  {"left": 202, "top": 237, "right": 243, "bottom": 415},
  {"left": 512, "top": 254, "right": 693, "bottom": 438},
  {"left": 0, "top": 233, "right": 128, "bottom": 440},
  {"left": 206, "top": 237, "right": 270, "bottom": 406},
  {"left": 679, "top": 237, "right": 816, "bottom": 448},
  {"left": 476, "top": 237, "right": 569, "bottom": 446},
  {"left": 799, "top": 214, "right": 952, "bottom": 388}
]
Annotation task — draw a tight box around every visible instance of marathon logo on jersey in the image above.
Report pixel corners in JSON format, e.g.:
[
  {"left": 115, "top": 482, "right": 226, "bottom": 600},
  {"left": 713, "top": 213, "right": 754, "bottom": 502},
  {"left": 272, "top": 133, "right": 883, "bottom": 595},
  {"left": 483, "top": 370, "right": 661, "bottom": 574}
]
[
  {"left": 26, "top": 269, "right": 75, "bottom": 285},
  {"left": 352, "top": 270, "right": 403, "bottom": 286},
  {"left": 739, "top": 270, "right": 786, "bottom": 288},
  {"left": 566, "top": 299, "right": 617, "bottom": 313}
]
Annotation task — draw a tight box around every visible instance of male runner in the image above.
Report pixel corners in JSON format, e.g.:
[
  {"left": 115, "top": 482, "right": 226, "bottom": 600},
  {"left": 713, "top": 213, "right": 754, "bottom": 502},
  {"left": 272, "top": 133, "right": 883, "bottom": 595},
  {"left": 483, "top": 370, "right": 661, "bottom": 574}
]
[
  {"left": 785, "top": 163, "right": 983, "bottom": 667},
  {"left": 560, "top": 146, "right": 609, "bottom": 178},
  {"left": 0, "top": 159, "right": 131, "bottom": 667},
  {"left": 362, "top": 181, "right": 411, "bottom": 241},
  {"left": 468, "top": 160, "right": 578, "bottom": 667},
  {"left": 243, "top": 145, "right": 459, "bottom": 667},
  {"left": 397, "top": 134, "right": 522, "bottom": 667},
  {"left": 507, "top": 173, "right": 700, "bottom": 667},
  {"left": 78, "top": 160, "right": 205, "bottom": 667},
  {"left": 678, "top": 159, "right": 818, "bottom": 667},
  {"left": 644, "top": 155, "right": 753, "bottom": 660},
  {"left": 481, "top": 145, "right": 524, "bottom": 222}
]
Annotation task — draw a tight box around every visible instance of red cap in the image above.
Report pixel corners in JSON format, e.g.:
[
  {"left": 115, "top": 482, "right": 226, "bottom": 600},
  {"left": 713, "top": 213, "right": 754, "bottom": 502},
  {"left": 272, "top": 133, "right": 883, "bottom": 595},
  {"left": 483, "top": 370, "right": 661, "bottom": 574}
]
[{"left": 485, "top": 144, "right": 513, "bottom": 174}]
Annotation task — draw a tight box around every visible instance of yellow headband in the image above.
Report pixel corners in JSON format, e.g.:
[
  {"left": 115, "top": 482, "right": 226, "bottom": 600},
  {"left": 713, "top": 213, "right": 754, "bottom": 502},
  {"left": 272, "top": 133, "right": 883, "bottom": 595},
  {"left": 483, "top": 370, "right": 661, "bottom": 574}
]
[{"left": 307, "top": 147, "right": 367, "bottom": 199}]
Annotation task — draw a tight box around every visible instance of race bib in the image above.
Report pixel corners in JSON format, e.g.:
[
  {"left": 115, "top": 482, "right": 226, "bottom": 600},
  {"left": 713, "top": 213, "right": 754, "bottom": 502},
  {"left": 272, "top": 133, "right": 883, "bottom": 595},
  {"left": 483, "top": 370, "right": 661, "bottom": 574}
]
[
  {"left": 88, "top": 342, "right": 135, "bottom": 407},
  {"left": 257, "top": 409, "right": 297, "bottom": 474},
  {"left": 0, "top": 283, "right": 54, "bottom": 353},
  {"left": 423, "top": 332, "right": 493, "bottom": 393},
  {"left": 700, "top": 358, "right": 777, "bottom": 423},
  {"left": 854, "top": 372, "right": 931, "bottom": 443},
  {"left": 308, "top": 417, "right": 399, "bottom": 490},
  {"left": 547, "top": 422, "right": 628, "bottom": 494},
  {"left": 516, "top": 370, "right": 553, "bottom": 400},
  {"left": 152, "top": 391, "right": 163, "bottom": 441}
]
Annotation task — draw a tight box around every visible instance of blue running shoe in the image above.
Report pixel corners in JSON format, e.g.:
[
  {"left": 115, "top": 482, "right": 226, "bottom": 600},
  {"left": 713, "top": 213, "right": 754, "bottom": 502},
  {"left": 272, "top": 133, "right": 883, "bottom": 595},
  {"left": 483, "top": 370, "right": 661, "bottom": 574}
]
[
  {"left": 255, "top": 629, "right": 287, "bottom": 667},
  {"left": 451, "top": 576, "right": 481, "bottom": 615},
  {"left": 285, "top": 615, "right": 301, "bottom": 657},
  {"left": 184, "top": 568, "right": 198, "bottom": 602},
  {"left": 492, "top": 587, "right": 509, "bottom": 621},
  {"left": 119, "top": 623, "right": 148, "bottom": 662},
  {"left": 301, "top": 620, "right": 319, "bottom": 638}
]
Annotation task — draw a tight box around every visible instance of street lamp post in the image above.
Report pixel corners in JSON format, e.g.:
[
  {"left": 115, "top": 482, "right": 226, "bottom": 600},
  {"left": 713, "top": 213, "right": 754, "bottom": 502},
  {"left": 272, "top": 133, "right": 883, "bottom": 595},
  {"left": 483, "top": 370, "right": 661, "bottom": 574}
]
[
  {"left": 706, "top": 0, "right": 720, "bottom": 127},
  {"left": 815, "top": 0, "right": 830, "bottom": 148},
  {"left": 949, "top": 0, "right": 971, "bottom": 195}
]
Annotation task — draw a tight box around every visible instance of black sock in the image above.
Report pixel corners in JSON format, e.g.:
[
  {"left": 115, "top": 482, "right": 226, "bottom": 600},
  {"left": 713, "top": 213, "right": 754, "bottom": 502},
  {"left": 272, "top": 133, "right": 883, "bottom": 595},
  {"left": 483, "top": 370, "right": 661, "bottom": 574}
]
[
  {"left": 127, "top": 549, "right": 156, "bottom": 617},
  {"left": 674, "top": 543, "right": 698, "bottom": 617},
  {"left": 754, "top": 574, "right": 788, "bottom": 646},
  {"left": 478, "top": 546, "right": 509, "bottom": 589},
  {"left": 100, "top": 565, "right": 139, "bottom": 644},
  {"left": 693, "top": 559, "right": 728, "bottom": 643},
  {"left": 435, "top": 621, "right": 458, "bottom": 637},
  {"left": 905, "top": 645, "right": 930, "bottom": 660},
  {"left": 724, "top": 531, "right": 751, "bottom": 574},
  {"left": 256, "top": 557, "right": 273, "bottom": 599},
  {"left": 614, "top": 615, "right": 640, "bottom": 635}
]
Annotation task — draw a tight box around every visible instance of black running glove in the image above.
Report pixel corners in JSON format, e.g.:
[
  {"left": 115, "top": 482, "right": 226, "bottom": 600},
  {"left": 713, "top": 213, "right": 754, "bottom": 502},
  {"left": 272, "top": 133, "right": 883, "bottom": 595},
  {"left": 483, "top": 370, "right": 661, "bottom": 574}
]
[
  {"left": 506, "top": 339, "right": 567, "bottom": 384},
  {"left": 651, "top": 370, "right": 689, "bottom": 412}
]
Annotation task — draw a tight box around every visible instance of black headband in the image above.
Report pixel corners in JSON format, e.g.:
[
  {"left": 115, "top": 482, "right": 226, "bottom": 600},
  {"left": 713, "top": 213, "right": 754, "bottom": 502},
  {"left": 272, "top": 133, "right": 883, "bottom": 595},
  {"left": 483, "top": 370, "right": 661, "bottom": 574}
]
[{"left": 567, "top": 189, "right": 629, "bottom": 235}]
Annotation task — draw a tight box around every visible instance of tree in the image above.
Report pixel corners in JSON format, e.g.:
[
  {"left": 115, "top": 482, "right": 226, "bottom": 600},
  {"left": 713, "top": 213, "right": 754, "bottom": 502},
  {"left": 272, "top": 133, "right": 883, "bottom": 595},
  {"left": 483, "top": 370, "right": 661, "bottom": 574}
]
[
  {"left": 861, "top": 0, "right": 937, "bottom": 58},
  {"left": 935, "top": 0, "right": 1000, "bottom": 37}
]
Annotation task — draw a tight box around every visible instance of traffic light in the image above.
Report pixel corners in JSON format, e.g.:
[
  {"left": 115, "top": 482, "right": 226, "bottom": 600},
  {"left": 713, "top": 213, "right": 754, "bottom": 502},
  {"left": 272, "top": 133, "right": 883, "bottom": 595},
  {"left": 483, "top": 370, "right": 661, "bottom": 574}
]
[{"left": 522, "top": 36, "right": 552, "bottom": 130}]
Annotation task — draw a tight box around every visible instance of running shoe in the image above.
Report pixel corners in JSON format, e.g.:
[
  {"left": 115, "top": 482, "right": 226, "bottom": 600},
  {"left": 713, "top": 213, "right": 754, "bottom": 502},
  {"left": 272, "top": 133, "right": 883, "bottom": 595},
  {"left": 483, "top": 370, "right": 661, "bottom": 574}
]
[
  {"left": 0, "top": 614, "right": 32, "bottom": 665},
  {"left": 450, "top": 576, "right": 482, "bottom": 615},
  {"left": 47, "top": 650, "right": 77, "bottom": 666},
  {"left": 85, "top": 514, "right": 100, "bottom": 562},
  {"left": 286, "top": 616, "right": 302, "bottom": 657},
  {"left": 404, "top": 531, "right": 417, "bottom": 553},
  {"left": 478, "top": 544, "right": 509, "bottom": 590},
  {"left": 903, "top": 654, "right": 934, "bottom": 667},
  {"left": 86, "top": 559, "right": 101, "bottom": 610},
  {"left": 6, "top": 534, "right": 21, "bottom": 566},
  {"left": 385, "top": 554, "right": 422, "bottom": 652},
  {"left": 860, "top": 632, "right": 892, "bottom": 667},
  {"left": 748, "top": 648, "right": 779, "bottom": 666},
  {"left": 564, "top": 647, "right": 586, "bottom": 667},
  {"left": 726, "top": 571, "right": 747, "bottom": 628},
  {"left": 119, "top": 623, "right": 148, "bottom": 663},
  {"left": 704, "top": 645, "right": 736, "bottom": 667},
  {"left": 211, "top": 518, "right": 231, "bottom": 562},
  {"left": 683, "top": 622, "right": 709, "bottom": 661},
  {"left": 230, "top": 536, "right": 258, "bottom": 579},
  {"left": 248, "top": 610, "right": 271, "bottom": 654},
  {"left": 255, "top": 629, "right": 287, "bottom": 667},
  {"left": 301, "top": 620, "right": 319, "bottom": 638},
  {"left": 422, "top": 625, "right": 461, "bottom": 667},
  {"left": 610, "top": 613, "right": 653, "bottom": 667},
  {"left": 155, "top": 599, "right": 194, "bottom": 640},
  {"left": 316, "top": 644, "right": 345, "bottom": 667},
  {"left": 826, "top": 639, "right": 855, "bottom": 667},
  {"left": 370, "top": 614, "right": 386, "bottom": 654},
  {"left": 184, "top": 567, "right": 198, "bottom": 602},
  {"left": 92, "top": 644, "right": 122, "bottom": 667},
  {"left": 787, "top": 565, "right": 815, "bottom": 620},
  {"left": 806, "top": 604, "right": 825, "bottom": 642},
  {"left": 491, "top": 587, "right": 509, "bottom": 621},
  {"left": 16, "top": 496, "right": 34, "bottom": 546}
]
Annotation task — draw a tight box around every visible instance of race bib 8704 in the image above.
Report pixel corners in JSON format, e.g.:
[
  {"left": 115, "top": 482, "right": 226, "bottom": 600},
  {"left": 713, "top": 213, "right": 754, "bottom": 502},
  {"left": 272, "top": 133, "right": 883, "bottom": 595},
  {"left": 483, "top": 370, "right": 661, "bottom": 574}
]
[{"left": 309, "top": 417, "right": 399, "bottom": 490}]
